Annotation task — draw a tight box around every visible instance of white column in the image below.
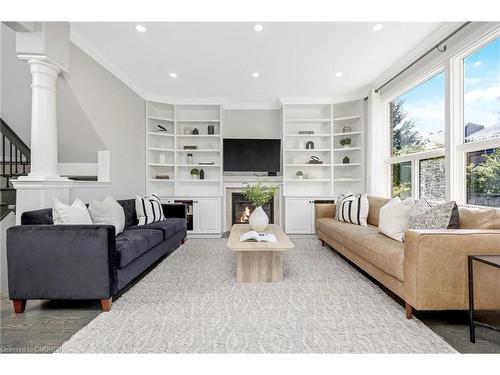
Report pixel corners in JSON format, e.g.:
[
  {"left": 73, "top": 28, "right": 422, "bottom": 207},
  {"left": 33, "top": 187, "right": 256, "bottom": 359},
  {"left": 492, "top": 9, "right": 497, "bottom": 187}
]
[{"left": 19, "top": 58, "right": 67, "bottom": 181}]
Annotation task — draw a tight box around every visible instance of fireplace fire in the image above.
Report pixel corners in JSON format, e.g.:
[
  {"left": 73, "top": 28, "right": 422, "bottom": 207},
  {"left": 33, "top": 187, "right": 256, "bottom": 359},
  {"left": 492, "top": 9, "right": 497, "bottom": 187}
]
[
  {"left": 231, "top": 193, "right": 274, "bottom": 225},
  {"left": 240, "top": 205, "right": 251, "bottom": 223}
]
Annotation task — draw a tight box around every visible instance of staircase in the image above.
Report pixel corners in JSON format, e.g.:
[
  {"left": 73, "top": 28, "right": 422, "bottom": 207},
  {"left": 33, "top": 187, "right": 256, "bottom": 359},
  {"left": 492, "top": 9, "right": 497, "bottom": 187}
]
[{"left": 0, "top": 118, "right": 31, "bottom": 220}]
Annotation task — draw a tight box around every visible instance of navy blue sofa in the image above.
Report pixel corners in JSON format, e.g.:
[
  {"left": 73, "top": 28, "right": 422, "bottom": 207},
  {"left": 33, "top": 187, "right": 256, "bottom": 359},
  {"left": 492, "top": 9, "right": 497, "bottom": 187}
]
[{"left": 6, "top": 199, "right": 187, "bottom": 313}]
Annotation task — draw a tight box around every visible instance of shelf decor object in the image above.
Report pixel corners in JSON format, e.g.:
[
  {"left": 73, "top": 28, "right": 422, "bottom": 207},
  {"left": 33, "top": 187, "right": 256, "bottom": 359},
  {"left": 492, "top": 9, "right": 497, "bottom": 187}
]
[
  {"left": 340, "top": 137, "right": 351, "bottom": 148},
  {"left": 343, "top": 156, "right": 350, "bottom": 164},
  {"left": 158, "top": 124, "right": 168, "bottom": 133},
  {"left": 190, "top": 168, "right": 200, "bottom": 179},
  {"left": 155, "top": 174, "right": 170, "bottom": 180},
  {"left": 184, "top": 127, "right": 192, "bottom": 135},
  {"left": 306, "top": 141, "right": 315, "bottom": 149},
  {"left": 192, "top": 128, "right": 199, "bottom": 135},
  {"left": 342, "top": 124, "right": 352, "bottom": 133},
  {"left": 296, "top": 171, "right": 304, "bottom": 179},
  {"left": 307, "top": 156, "right": 323, "bottom": 164},
  {"left": 298, "top": 130, "right": 314, "bottom": 134},
  {"left": 208, "top": 125, "right": 215, "bottom": 135}
]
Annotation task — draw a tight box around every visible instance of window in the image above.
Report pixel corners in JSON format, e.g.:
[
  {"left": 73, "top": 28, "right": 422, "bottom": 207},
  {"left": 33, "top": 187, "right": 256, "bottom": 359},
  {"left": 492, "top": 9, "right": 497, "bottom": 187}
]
[
  {"left": 466, "top": 148, "right": 500, "bottom": 207},
  {"left": 391, "top": 72, "right": 445, "bottom": 156},
  {"left": 388, "top": 72, "right": 446, "bottom": 199},
  {"left": 419, "top": 157, "right": 446, "bottom": 201},
  {"left": 392, "top": 162, "right": 411, "bottom": 199},
  {"left": 463, "top": 38, "right": 500, "bottom": 143}
]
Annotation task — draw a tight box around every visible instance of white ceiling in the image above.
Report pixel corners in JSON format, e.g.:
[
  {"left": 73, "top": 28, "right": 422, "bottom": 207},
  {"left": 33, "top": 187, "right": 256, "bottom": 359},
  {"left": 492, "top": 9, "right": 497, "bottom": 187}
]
[{"left": 70, "top": 22, "right": 449, "bottom": 105}]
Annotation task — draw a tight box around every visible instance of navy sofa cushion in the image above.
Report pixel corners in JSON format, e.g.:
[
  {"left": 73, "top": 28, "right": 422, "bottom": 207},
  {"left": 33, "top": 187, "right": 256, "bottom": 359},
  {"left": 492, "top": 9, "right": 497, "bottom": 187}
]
[
  {"left": 117, "top": 199, "right": 138, "bottom": 228},
  {"left": 127, "top": 218, "right": 186, "bottom": 240},
  {"left": 21, "top": 208, "right": 54, "bottom": 225},
  {"left": 115, "top": 229, "right": 163, "bottom": 268}
]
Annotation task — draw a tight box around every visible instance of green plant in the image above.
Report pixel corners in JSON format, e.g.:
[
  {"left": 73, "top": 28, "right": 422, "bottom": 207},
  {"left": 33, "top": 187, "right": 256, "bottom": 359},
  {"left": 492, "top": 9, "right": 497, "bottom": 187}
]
[
  {"left": 242, "top": 181, "right": 278, "bottom": 207},
  {"left": 190, "top": 168, "right": 200, "bottom": 176},
  {"left": 466, "top": 151, "right": 500, "bottom": 194},
  {"left": 296, "top": 170, "right": 304, "bottom": 176},
  {"left": 340, "top": 138, "right": 352, "bottom": 146},
  {"left": 391, "top": 99, "right": 427, "bottom": 156}
]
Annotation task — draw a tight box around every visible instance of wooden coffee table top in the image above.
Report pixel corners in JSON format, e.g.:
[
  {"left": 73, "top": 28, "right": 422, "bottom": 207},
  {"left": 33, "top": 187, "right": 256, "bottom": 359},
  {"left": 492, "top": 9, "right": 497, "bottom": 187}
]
[{"left": 227, "top": 224, "right": 294, "bottom": 252}]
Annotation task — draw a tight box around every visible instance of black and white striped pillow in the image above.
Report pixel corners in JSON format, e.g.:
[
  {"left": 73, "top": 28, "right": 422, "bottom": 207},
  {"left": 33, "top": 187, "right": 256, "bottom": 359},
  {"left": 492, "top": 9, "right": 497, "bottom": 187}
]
[
  {"left": 337, "top": 193, "right": 369, "bottom": 226},
  {"left": 135, "top": 194, "right": 165, "bottom": 225}
]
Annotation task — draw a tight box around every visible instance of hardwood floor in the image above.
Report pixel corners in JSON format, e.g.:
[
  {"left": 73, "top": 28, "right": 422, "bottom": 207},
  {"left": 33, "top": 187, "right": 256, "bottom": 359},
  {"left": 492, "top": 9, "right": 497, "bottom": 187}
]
[{"left": 0, "top": 295, "right": 100, "bottom": 353}]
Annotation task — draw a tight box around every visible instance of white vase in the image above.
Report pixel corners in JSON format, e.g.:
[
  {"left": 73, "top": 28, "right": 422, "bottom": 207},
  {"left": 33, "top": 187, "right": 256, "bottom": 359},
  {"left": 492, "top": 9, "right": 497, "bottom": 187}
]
[{"left": 249, "top": 206, "right": 269, "bottom": 232}]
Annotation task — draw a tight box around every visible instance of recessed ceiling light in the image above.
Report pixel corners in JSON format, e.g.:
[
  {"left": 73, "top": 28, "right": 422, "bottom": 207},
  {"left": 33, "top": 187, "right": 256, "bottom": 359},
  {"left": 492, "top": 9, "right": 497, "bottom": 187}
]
[
  {"left": 254, "top": 24, "right": 263, "bottom": 32},
  {"left": 335, "top": 72, "right": 343, "bottom": 77},
  {"left": 169, "top": 73, "right": 177, "bottom": 78},
  {"left": 252, "top": 72, "right": 260, "bottom": 78},
  {"left": 372, "top": 23, "right": 383, "bottom": 32},
  {"left": 135, "top": 24, "right": 146, "bottom": 33}
]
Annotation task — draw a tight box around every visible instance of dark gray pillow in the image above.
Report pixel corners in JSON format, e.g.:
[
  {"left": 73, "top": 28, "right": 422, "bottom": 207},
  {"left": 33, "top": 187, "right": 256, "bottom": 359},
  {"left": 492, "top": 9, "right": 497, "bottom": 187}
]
[{"left": 408, "top": 199, "right": 459, "bottom": 230}]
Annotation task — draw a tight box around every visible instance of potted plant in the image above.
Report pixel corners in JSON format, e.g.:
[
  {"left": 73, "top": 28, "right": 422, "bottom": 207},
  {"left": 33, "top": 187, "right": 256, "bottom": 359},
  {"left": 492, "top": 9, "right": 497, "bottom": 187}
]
[
  {"left": 190, "top": 168, "right": 200, "bottom": 179},
  {"left": 242, "top": 182, "right": 278, "bottom": 232},
  {"left": 340, "top": 137, "right": 352, "bottom": 148},
  {"left": 296, "top": 170, "right": 304, "bottom": 179}
]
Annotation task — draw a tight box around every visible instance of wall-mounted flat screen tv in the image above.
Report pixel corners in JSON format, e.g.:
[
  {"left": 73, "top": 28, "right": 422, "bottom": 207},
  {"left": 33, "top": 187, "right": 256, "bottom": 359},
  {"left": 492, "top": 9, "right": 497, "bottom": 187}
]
[{"left": 223, "top": 138, "right": 281, "bottom": 172}]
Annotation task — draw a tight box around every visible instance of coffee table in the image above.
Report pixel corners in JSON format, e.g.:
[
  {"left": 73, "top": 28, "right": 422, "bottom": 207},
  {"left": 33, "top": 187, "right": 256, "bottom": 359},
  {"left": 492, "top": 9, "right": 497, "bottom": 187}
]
[{"left": 227, "top": 224, "right": 294, "bottom": 282}]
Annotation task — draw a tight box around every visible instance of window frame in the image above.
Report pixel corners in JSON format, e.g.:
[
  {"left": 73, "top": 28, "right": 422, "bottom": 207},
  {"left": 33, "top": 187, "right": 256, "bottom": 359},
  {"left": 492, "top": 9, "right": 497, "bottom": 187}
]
[
  {"left": 380, "top": 26, "right": 500, "bottom": 206},
  {"left": 450, "top": 30, "right": 500, "bottom": 205},
  {"left": 383, "top": 67, "right": 446, "bottom": 200}
]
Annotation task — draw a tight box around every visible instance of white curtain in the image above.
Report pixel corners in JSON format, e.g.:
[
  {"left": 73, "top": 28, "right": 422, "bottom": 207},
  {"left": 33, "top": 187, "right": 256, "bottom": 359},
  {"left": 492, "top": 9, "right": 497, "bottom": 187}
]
[{"left": 366, "top": 89, "right": 390, "bottom": 197}]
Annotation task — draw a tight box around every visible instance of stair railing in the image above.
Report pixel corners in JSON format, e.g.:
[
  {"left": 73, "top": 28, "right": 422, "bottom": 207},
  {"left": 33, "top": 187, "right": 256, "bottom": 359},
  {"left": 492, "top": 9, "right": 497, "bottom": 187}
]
[{"left": 0, "top": 118, "right": 31, "bottom": 187}]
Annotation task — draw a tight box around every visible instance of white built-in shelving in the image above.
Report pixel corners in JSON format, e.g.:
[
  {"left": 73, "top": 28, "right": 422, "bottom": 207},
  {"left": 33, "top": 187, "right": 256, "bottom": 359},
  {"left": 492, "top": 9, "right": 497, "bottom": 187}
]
[
  {"left": 146, "top": 101, "right": 223, "bottom": 198},
  {"left": 281, "top": 99, "right": 365, "bottom": 198}
]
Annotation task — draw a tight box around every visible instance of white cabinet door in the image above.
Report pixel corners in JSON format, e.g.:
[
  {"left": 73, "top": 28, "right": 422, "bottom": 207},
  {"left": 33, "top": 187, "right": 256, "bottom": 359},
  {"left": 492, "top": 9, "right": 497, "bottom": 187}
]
[
  {"left": 285, "top": 198, "right": 315, "bottom": 234},
  {"left": 193, "top": 198, "right": 221, "bottom": 233}
]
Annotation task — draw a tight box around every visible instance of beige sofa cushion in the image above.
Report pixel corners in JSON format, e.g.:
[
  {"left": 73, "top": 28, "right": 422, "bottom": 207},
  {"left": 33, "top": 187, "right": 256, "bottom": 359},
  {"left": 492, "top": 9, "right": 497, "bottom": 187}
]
[
  {"left": 458, "top": 205, "right": 500, "bottom": 229},
  {"left": 367, "top": 196, "right": 390, "bottom": 227},
  {"left": 316, "top": 218, "right": 404, "bottom": 281}
]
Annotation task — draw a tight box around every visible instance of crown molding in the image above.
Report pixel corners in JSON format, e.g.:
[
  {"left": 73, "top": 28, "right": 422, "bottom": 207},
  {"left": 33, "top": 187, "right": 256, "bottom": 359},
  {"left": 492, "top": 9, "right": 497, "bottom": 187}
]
[
  {"left": 146, "top": 94, "right": 226, "bottom": 105},
  {"left": 279, "top": 91, "right": 367, "bottom": 106},
  {"left": 223, "top": 102, "right": 281, "bottom": 110},
  {"left": 70, "top": 28, "right": 146, "bottom": 99}
]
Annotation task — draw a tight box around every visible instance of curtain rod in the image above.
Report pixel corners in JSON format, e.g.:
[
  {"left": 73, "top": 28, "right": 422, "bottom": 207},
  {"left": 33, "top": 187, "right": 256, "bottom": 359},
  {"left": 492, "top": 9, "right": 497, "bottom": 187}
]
[{"left": 374, "top": 22, "right": 471, "bottom": 93}]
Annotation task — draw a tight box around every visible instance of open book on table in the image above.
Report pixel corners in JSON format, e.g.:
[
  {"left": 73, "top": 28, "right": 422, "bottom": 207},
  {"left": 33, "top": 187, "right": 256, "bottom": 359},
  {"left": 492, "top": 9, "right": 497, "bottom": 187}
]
[{"left": 240, "top": 230, "right": 277, "bottom": 243}]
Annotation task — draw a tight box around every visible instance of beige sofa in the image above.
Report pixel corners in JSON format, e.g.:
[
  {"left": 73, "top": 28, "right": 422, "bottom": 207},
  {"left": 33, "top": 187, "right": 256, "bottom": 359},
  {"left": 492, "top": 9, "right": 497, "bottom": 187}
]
[{"left": 315, "top": 196, "right": 500, "bottom": 319}]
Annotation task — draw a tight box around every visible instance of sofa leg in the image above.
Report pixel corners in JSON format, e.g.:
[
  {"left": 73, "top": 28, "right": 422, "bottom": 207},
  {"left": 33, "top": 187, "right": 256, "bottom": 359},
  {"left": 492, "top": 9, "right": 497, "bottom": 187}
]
[
  {"left": 321, "top": 240, "right": 325, "bottom": 247},
  {"left": 405, "top": 302, "right": 413, "bottom": 319},
  {"left": 181, "top": 238, "right": 187, "bottom": 244},
  {"left": 12, "top": 299, "right": 26, "bottom": 313},
  {"left": 100, "top": 298, "right": 112, "bottom": 312}
]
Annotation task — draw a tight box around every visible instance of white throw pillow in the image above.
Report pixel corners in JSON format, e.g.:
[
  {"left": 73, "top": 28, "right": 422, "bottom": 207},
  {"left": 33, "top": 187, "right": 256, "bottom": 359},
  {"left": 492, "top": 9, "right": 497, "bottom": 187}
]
[
  {"left": 135, "top": 194, "right": 165, "bottom": 225},
  {"left": 52, "top": 198, "right": 92, "bottom": 225},
  {"left": 336, "top": 193, "right": 369, "bottom": 226},
  {"left": 378, "top": 197, "right": 416, "bottom": 242},
  {"left": 88, "top": 195, "right": 125, "bottom": 235}
]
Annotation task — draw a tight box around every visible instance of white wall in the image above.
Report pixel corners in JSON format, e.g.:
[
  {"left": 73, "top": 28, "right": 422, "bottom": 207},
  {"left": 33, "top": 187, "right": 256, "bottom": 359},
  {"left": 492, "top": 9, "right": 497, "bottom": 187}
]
[
  {"left": 223, "top": 109, "right": 281, "bottom": 139},
  {"left": 1, "top": 24, "right": 145, "bottom": 199}
]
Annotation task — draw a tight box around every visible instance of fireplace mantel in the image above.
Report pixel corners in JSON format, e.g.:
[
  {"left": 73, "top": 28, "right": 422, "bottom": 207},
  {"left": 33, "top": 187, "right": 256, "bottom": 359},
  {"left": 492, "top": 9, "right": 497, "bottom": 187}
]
[{"left": 223, "top": 181, "right": 282, "bottom": 233}]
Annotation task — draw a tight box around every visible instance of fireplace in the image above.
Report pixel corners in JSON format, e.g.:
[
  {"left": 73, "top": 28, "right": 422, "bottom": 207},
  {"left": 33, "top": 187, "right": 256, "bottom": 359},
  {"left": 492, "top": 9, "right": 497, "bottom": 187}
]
[{"left": 231, "top": 193, "right": 274, "bottom": 225}]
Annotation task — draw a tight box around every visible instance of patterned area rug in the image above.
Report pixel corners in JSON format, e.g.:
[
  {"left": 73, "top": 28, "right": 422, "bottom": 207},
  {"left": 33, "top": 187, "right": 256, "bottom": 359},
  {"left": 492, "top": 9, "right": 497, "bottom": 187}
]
[{"left": 57, "top": 238, "right": 456, "bottom": 353}]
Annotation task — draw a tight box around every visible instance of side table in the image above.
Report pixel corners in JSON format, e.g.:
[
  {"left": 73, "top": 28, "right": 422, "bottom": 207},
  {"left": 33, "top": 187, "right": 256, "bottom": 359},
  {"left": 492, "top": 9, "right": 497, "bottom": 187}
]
[{"left": 468, "top": 255, "right": 500, "bottom": 343}]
